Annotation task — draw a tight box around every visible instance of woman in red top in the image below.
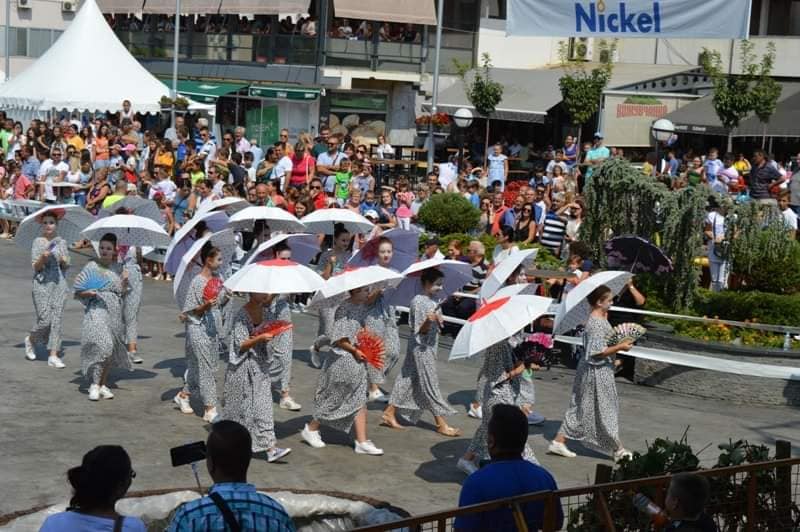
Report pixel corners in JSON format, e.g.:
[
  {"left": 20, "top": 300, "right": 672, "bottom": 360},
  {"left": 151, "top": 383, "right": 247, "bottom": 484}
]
[{"left": 288, "top": 140, "right": 315, "bottom": 192}]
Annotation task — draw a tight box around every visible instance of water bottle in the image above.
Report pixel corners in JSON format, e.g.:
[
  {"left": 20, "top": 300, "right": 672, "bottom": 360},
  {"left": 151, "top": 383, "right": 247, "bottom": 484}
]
[{"left": 632, "top": 493, "right": 669, "bottom": 528}]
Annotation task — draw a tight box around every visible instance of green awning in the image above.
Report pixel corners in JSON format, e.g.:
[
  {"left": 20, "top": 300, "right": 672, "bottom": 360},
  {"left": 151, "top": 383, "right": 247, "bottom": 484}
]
[
  {"left": 161, "top": 79, "right": 247, "bottom": 103},
  {"left": 248, "top": 85, "right": 320, "bottom": 101}
]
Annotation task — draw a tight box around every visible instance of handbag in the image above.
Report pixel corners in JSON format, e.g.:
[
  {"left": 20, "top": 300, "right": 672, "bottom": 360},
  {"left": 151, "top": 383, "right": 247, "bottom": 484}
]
[{"left": 711, "top": 213, "right": 729, "bottom": 259}]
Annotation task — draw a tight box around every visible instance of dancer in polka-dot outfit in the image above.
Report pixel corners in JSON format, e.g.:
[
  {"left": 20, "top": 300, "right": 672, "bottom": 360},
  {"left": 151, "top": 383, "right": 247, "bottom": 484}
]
[
  {"left": 120, "top": 245, "right": 144, "bottom": 365},
  {"left": 549, "top": 284, "right": 634, "bottom": 462},
  {"left": 301, "top": 287, "right": 385, "bottom": 455},
  {"left": 382, "top": 269, "right": 460, "bottom": 437},
  {"left": 309, "top": 226, "right": 351, "bottom": 368},
  {"left": 25, "top": 211, "right": 70, "bottom": 369},
  {"left": 366, "top": 237, "right": 400, "bottom": 402},
  {"left": 222, "top": 294, "right": 291, "bottom": 463},
  {"left": 74, "top": 233, "right": 131, "bottom": 401},
  {"left": 457, "top": 337, "right": 538, "bottom": 475},
  {"left": 173, "top": 243, "right": 227, "bottom": 423}
]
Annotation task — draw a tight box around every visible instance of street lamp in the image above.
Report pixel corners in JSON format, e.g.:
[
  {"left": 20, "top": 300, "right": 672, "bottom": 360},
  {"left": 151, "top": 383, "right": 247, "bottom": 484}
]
[
  {"left": 651, "top": 118, "right": 675, "bottom": 178},
  {"left": 453, "top": 107, "right": 473, "bottom": 173}
]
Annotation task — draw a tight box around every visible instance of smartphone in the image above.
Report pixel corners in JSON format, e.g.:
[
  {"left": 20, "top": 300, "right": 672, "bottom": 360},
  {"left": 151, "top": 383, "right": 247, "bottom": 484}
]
[{"left": 170, "top": 441, "right": 206, "bottom": 467}]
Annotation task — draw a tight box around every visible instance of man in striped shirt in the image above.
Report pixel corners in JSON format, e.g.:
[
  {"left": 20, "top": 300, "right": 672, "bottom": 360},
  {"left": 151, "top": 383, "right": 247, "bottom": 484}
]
[{"left": 168, "top": 421, "right": 295, "bottom": 532}]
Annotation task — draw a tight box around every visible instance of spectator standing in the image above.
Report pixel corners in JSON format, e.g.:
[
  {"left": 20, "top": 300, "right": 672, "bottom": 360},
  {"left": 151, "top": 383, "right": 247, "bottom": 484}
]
[
  {"left": 38, "top": 148, "right": 68, "bottom": 203},
  {"left": 316, "top": 135, "right": 346, "bottom": 194},
  {"left": 750, "top": 149, "right": 783, "bottom": 207},
  {"left": 486, "top": 143, "right": 509, "bottom": 191},
  {"left": 454, "top": 405, "right": 563, "bottom": 532},
  {"left": 234, "top": 126, "right": 251, "bottom": 155},
  {"left": 40, "top": 445, "right": 145, "bottom": 532},
  {"left": 197, "top": 127, "right": 217, "bottom": 174},
  {"left": 489, "top": 192, "right": 509, "bottom": 236},
  {"left": 492, "top": 226, "right": 519, "bottom": 265},
  {"left": 704, "top": 195, "right": 731, "bottom": 292},
  {"left": 168, "top": 421, "right": 295, "bottom": 532},
  {"left": 288, "top": 140, "right": 315, "bottom": 192},
  {"left": 563, "top": 135, "right": 578, "bottom": 170},
  {"left": 311, "top": 126, "right": 331, "bottom": 158},
  {"left": 540, "top": 197, "right": 569, "bottom": 256},
  {"left": 585, "top": 133, "right": 610, "bottom": 181}
]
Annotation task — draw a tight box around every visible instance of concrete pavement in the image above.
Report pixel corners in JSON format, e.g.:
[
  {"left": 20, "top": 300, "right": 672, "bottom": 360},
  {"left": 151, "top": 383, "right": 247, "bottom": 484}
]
[{"left": 0, "top": 239, "right": 798, "bottom": 517}]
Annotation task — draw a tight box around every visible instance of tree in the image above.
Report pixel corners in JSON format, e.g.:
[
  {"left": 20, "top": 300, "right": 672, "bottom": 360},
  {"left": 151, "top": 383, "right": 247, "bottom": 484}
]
[
  {"left": 418, "top": 192, "right": 480, "bottom": 235},
  {"left": 454, "top": 53, "right": 504, "bottom": 168},
  {"left": 750, "top": 42, "right": 782, "bottom": 148},
  {"left": 701, "top": 40, "right": 780, "bottom": 151},
  {"left": 557, "top": 39, "right": 616, "bottom": 147}
]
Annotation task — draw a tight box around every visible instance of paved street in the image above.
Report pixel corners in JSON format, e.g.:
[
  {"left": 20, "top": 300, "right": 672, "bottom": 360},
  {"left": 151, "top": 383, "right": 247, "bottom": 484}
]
[{"left": 1, "top": 240, "right": 799, "bottom": 518}]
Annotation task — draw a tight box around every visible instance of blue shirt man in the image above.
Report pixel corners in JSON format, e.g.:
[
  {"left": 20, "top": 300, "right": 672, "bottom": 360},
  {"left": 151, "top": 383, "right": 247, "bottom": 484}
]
[
  {"left": 585, "top": 133, "right": 610, "bottom": 180},
  {"left": 454, "top": 405, "right": 563, "bottom": 532}
]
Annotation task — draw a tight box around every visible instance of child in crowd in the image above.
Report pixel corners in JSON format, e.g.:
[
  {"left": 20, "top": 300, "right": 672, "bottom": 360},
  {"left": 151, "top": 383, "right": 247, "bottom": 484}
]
[
  {"left": 395, "top": 176, "right": 414, "bottom": 231},
  {"left": 334, "top": 158, "right": 353, "bottom": 206}
]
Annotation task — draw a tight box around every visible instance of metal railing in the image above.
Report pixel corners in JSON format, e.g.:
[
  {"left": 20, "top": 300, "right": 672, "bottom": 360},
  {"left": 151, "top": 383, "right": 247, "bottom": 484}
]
[{"left": 353, "top": 453, "right": 800, "bottom": 532}]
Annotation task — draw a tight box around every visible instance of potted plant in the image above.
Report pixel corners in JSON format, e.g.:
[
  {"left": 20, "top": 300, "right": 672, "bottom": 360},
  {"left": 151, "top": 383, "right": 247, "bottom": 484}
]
[
  {"left": 415, "top": 114, "right": 431, "bottom": 135},
  {"left": 430, "top": 112, "right": 451, "bottom": 135},
  {"left": 159, "top": 95, "right": 173, "bottom": 111},
  {"left": 174, "top": 96, "right": 190, "bottom": 110}
]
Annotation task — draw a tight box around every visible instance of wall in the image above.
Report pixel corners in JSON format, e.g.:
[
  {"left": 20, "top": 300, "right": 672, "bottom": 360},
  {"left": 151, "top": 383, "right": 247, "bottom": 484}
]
[
  {"left": 0, "top": 0, "right": 73, "bottom": 78},
  {"left": 477, "top": 17, "right": 558, "bottom": 69}
]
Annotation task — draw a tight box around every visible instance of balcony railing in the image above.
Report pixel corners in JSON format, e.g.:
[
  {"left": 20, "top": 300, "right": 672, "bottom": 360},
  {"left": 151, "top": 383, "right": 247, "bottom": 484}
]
[{"left": 114, "top": 30, "right": 475, "bottom": 75}]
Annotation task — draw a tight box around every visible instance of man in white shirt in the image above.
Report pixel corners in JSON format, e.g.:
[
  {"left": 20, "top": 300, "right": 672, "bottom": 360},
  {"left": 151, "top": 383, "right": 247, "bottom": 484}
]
[
  {"left": 163, "top": 115, "right": 184, "bottom": 145},
  {"left": 545, "top": 150, "right": 569, "bottom": 178},
  {"left": 779, "top": 192, "right": 798, "bottom": 236},
  {"left": 234, "top": 127, "right": 251, "bottom": 155},
  {"left": 207, "top": 165, "right": 225, "bottom": 198},
  {"left": 249, "top": 139, "right": 264, "bottom": 167},
  {"left": 197, "top": 127, "right": 217, "bottom": 174},
  {"left": 270, "top": 144, "right": 293, "bottom": 191},
  {"left": 421, "top": 237, "right": 445, "bottom": 260},
  {"left": 37, "top": 148, "right": 69, "bottom": 203}
]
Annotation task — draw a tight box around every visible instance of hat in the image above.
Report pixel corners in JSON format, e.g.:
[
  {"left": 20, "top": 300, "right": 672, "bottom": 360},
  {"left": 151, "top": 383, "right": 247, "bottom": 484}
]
[
  {"left": 364, "top": 209, "right": 379, "bottom": 220},
  {"left": 123, "top": 143, "right": 137, "bottom": 153},
  {"left": 127, "top": 183, "right": 138, "bottom": 193},
  {"left": 593, "top": 131, "right": 604, "bottom": 139},
  {"left": 425, "top": 236, "right": 440, "bottom": 247}
]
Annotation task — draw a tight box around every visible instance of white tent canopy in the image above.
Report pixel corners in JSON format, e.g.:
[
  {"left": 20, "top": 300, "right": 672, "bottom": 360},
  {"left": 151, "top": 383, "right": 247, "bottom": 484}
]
[{"left": 0, "top": 0, "right": 211, "bottom": 117}]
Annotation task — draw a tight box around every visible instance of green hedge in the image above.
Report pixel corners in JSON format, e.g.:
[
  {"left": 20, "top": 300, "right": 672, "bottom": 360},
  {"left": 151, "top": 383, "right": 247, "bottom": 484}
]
[
  {"left": 692, "top": 288, "right": 800, "bottom": 326},
  {"left": 417, "top": 193, "right": 480, "bottom": 235}
]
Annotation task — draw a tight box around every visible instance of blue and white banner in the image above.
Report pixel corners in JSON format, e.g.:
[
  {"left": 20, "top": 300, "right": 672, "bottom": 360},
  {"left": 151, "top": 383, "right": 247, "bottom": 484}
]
[{"left": 507, "top": 0, "right": 752, "bottom": 39}]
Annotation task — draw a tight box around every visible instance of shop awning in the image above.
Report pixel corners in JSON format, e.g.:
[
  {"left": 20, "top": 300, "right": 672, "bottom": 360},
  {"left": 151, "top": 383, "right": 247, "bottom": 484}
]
[
  {"left": 333, "top": 0, "right": 437, "bottom": 26},
  {"left": 112, "top": 0, "right": 311, "bottom": 14},
  {"left": 663, "top": 82, "right": 800, "bottom": 137},
  {"left": 162, "top": 80, "right": 247, "bottom": 103},
  {"left": 248, "top": 85, "right": 320, "bottom": 101}
]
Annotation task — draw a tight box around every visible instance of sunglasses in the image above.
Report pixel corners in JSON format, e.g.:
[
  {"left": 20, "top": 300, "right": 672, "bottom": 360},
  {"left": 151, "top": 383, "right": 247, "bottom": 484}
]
[
  {"left": 327, "top": 143, "right": 336, "bottom": 147},
  {"left": 310, "top": 185, "right": 322, "bottom": 190},
  {"left": 280, "top": 134, "right": 288, "bottom": 138},
  {"left": 357, "top": 150, "right": 365, "bottom": 154}
]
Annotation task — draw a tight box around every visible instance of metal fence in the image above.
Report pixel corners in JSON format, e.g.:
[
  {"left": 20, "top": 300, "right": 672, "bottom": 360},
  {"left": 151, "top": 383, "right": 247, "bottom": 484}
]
[{"left": 352, "top": 456, "right": 800, "bottom": 532}]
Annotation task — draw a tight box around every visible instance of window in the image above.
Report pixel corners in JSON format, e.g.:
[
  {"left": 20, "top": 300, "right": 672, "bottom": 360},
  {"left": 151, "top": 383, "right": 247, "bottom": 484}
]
[
  {"left": 487, "top": 0, "right": 507, "bottom": 20},
  {"left": 29, "top": 29, "right": 52, "bottom": 58}
]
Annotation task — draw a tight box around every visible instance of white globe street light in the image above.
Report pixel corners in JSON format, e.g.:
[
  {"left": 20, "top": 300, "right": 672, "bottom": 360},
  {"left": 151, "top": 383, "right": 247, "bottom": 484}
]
[
  {"left": 651, "top": 118, "right": 675, "bottom": 142},
  {"left": 453, "top": 107, "right": 474, "bottom": 129}
]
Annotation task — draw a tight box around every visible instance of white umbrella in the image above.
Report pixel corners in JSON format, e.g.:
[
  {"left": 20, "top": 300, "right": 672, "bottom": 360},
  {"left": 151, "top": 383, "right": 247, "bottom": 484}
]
[
  {"left": 164, "top": 211, "right": 229, "bottom": 275},
  {"left": 449, "top": 295, "right": 554, "bottom": 360},
  {"left": 480, "top": 248, "right": 538, "bottom": 301},
  {"left": 82, "top": 215, "right": 171, "bottom": 248},
  {"left": 242, "top": 233, "right": 320, "bottom": 267},
  {"left": 98, "top": 196, "right": 162, "bottom": 224},
  {"left": 224, "top": 259, "right": 324, "bottom": 295},
  {"left": 387, "top": 258, "right": 473, "bottom": 307},
  {"left": 489, "top": 282, "right": 541, "bottom": 302},
  {"left": 227, "top": 206, "right": 305, "bottom": 233},
  {"left": 300, "top": 208, "right": 374, "bottom": 235},
  {"left": 552, "top": 270, "right": 633, "bottom": 335},
  {"left": 347, "top": 228, "right": 420, "bottom": 271},
  {"left": 195, "top": 196, "right": 249, "bottom": 216},
  {"left": 173, "top": 229, "right": 237, "bottom": 307},
  {"left": 15, "top": 204, "right": 94, "bottom": 249},
  {"left": 306, "top": 265, "right": 404, "bottom": 310}
]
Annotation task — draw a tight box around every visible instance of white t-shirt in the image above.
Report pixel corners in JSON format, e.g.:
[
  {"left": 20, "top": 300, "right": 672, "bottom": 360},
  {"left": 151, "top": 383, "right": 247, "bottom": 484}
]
[
  {"left": 38, "top": 159, "right": 69, "bottom": 201},
  {"left": 199, "top": 140, "right": 217, "bottom": 173},
  {"left": 212, "top": 179, "right": 224, "bottom": 198},
  {"left": 706, "top": 211, "right": 726, "bottom": 263},
  {"left": 150, "top": 179, "right": 177, "bottom": 202},
  {"left": 782, "top": 208, "right": 798, "bottom": 231},
  {"left": 546, "top": 160, "right": 568, "bottom": 177},
  {"left": 271, "top": 155, "right": 293, "bottom": 189},
  {"left": 492, "top": 244, "right": 519, "bottom": 265}
]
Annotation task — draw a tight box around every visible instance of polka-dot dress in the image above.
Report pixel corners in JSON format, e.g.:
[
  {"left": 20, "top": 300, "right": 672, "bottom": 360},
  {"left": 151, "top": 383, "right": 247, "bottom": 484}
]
[
  {"left": 557, "top": 315, "right": 622, "bottom": 454},
  {"left": 267, "top": 295, "right": 293, "bottom": 393},
  {"left": 120, "top": 247, "right": 142, "bottom": 346},
  {"left": 30, "top": 237, "right": 69, "bottom": 352},
  {"left": 181, "top": 273, "right": 225, "bottom": 408},
  {"left": 388, "top": 294, "right": 456, "bottom": 424},
  {"left": 222, "top": 306, "right": 277, "bottom": 452},
  {"left": 312, "top": 249, "right": 347, "bottom": 352},
  {"left": 311, "top": 299, "right": 370, "bottom": 434},
  {"left": 466, "top": 340, "right": 538, "bottom": 464},
  {"left": 75, "top": 261, "right": 131, "bottom": 384},
  {"left": 365, "top": 292, "right": 400, "bottom": 386}
]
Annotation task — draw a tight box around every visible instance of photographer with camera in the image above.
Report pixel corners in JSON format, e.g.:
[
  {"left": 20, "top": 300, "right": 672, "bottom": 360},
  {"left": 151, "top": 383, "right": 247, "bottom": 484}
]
[{"left": 168, "top": 421, "right": 294, "bottom": 532}]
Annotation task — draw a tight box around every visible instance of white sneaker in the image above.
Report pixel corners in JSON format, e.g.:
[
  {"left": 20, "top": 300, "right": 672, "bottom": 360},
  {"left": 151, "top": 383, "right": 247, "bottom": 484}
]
[
  {"left": 267, "top": 447, "right": 292, "bottom": 463},
  {"left": 614, "top": 448, "right": 633, "bottom": 463},
  {"left": 547, "top": 440, "right": 577, "bottom": 458},
  {"left": 202, "top": 408, "right": 219, "bottom": 423},
  {"left": 174, "top": 393, "right": 193, "bottom": 414},
  {"left": 301, "top": 424, "right": 326, "bottom": 448},
  {"left": 99, "top": 385, "right": 114, "bottom": 399},
  {"left": 309, "top": 344, "right": 322, "bottom": 368},
  {"left": 527, "top": 412, "right": 546, "bottom": 426},
  {"left": 48, "top": 356, "right": 65, "bottom": 369},
  {"left": 88, "top": 384, "right": 100, "bottom": 401},
  {"left": 368, "top": 389, "right": 389, "bottom": 402},
  {"left": 24, "top": 336, "right": 36, "bottom": 360},
  {"left": 279, "top": 396, "right": 302, "bottom": 411},
  {"left": 457, "top": 457, "right": 479, "bottom": 475},
  {"left": 129, "top": 352, "right": 143, "bottom": 364},
  {"left": 354, "top": 440, "right": 384, "bottom": 456},
  {"left": 467, "top": 404, "right": 483, "bottom": 419}
]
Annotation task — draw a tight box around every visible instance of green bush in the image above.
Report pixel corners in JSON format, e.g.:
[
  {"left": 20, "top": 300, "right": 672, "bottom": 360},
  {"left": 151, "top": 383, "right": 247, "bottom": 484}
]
[
  {"left": 417, "top": 193, "right": 480, "bottom": 235},
  {"left": 692, "top": 288, "right": 800, "bottom": 326}
]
